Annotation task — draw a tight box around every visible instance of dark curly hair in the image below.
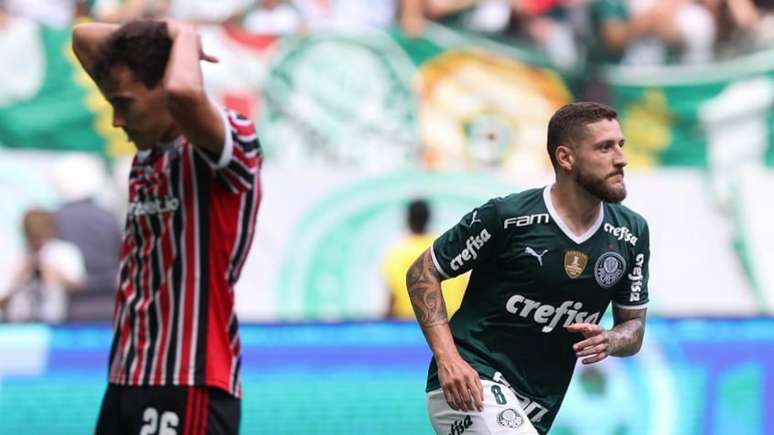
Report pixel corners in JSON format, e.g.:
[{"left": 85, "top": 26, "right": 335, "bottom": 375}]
[
  {"left": 546, "top": 101, "right": 618, "bottom": 169},
  {"left": 94, "top": 20, "right": 172, "bottom": 89}
]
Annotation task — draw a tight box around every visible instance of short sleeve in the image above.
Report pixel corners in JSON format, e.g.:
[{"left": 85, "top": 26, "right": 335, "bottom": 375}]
[
  {"left": 613, "top": 221, "right": 649, "bottom": 309},
  {"left": 432, "top": 199, "right": 501, "bottom": 279},
  {"left": 195, "top": 108, "right": 262, "bottom": 193}
]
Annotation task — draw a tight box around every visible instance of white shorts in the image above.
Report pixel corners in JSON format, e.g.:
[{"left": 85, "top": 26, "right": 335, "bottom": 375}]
[{"left": 427, "top": 379, "right": 539, "bottom": 435}]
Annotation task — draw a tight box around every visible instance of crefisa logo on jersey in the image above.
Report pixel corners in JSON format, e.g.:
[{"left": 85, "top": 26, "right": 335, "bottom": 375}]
[
  {"left": 628, "top": 253, "right": 645, "bottom": 302},
  {"left": 448, "top": 415, "right": 472, "bottom": 435},
  {"left": 450, "top": 228, "right": 492, "bottom": 271},
  {"left": 603, "top": 224, "right": 638, "bottom": 246},
  {"left": 594, "top": 252, "right": 626, "bottom": 288},
  {"left": 505, "top": 295, "right": 600, "bottom": 333}
]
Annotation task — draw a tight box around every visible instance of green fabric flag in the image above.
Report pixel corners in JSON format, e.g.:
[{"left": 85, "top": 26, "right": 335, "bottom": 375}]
[{"left": 0, "top": 23, "right": 107, "bottom": 154}]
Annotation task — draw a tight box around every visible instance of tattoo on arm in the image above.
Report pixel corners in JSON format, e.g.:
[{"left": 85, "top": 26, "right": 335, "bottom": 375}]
[
  {"left": 406, "top": 250, "right": 448, "bottom": 328},
  {"left": 610, "top": 307, "right": 647, "bottom": 357}
]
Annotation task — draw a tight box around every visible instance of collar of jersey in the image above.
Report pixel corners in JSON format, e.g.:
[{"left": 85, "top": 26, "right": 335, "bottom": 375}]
[
  {"left": 136, "top": 136, "right": 184, "bottom": 163},
  {"left": 542, "top": 185, "right": 604, "bottom": 245}
]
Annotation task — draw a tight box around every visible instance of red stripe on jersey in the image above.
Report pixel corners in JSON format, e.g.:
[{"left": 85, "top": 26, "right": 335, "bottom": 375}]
[
  {"left": 205, "top": 189, "right": 240, "bottom": 387},
  {"left": 178, "top": 146, "right": 198, "bottom": 385}
]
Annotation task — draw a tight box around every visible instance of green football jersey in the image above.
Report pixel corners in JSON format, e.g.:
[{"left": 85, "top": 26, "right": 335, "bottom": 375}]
[{"left": 426, "top": 186, "right": 650, "bottom": 434}]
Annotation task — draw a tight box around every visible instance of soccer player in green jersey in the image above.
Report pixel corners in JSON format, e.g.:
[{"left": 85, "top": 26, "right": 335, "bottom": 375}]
[{"left": 408, "top": 102, "right": 649, "bottom": 435}]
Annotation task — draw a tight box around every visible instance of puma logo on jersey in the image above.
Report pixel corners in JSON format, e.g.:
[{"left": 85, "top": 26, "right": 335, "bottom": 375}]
[
  {"left": 505, "top": 295, "right": 600, "bottom": 333},
  {"left": 503, "top": 213, "right": 549, "bottom": 229},
  {"left": 450, "top": 228, "right": 492, "bottom": 271},
  {"left": 470, "top": 210, "right": 482, "bottom": 225},
  {"left": 525, "top": 247, "right": 548, "bottom": 266}
]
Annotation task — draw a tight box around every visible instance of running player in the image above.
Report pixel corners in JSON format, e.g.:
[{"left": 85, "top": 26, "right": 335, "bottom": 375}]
[
  {"left": 72, "top": 19, "right": 262, "bottom": 435},
  {"left": 408, "top": 102, "right": 649, "bottom": 435}
]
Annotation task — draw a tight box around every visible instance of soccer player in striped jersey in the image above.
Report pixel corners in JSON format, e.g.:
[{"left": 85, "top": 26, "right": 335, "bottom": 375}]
[
  {"left": 409, "top": 102, "right": 650, "bottom": 435},
  {"left": 72, "top": 19, "right": 262, "bottom": 435}
]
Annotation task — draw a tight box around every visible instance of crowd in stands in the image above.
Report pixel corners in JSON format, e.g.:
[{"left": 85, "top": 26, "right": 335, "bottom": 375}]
[
  {"left": 0, "top": 0, "right": 772, "bottom": 106},
  {"left": 0, "top": 0, "right": 772, "bottom": 68}
]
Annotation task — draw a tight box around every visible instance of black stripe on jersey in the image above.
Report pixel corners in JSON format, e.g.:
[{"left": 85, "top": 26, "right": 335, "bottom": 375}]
[
  {"left": 193, "top": 153, "right": 211, "bottom": 385},
  {"left": 228, "top": 189, "right": 254, "bottom": 286},
  {"left": 166, "top": 157, "right": 184, "bottom": 380},
  {"left": 240, "top": 135, "right": 261, "bottom": 154},
  {"left": 231, "top": 356, "right": 241, "bottom": 394},
  {"left": 228, "top": 314, "right": 238, "bottom": 341},
  {"left": 142, "top": 190, "right": 165, "bottom": 384},
  {"left": 226, "top": 157, "right": 254, "bottom": 186},
  {"left": 124, "top": 187, "right": 147, "bottom": 383}
]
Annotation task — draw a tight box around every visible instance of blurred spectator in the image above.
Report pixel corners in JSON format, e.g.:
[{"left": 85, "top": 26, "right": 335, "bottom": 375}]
[
  {"left": 3, "top": 0, "right": 75, "bottom": 28},
  {"left": 399, "top": 0, "right": 582, "bottom": 69},
  {"left": 583, "top": 0, "right": 714, "bottom": 101},
  {"left": 166, "top": 0, "right": 250, "bottom": 24},
  {"left": 382, "top": 199, "right": 467, "bottom": 319},
  {"left": 709, "top": 0, "right": 774, "bottom": 58},
  {"left": 52, "top": 155, "right": 121, "bottom": 321},
  {"left": 92, "top": 0, "right": 170, "bottom": 23},
  {"left": 0, "top": 209, "right": 85, "bottom": 323},
  {"left": 589, "top": 0, "right": 714, "bottom": 65},
  {"left": 227, "top": 0, "right": 306, "bottom": 34}
]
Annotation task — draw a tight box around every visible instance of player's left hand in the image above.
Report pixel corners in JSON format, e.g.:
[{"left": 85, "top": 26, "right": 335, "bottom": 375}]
[{"left": 567, "top": 323, "right": 614, "bottom": 365}]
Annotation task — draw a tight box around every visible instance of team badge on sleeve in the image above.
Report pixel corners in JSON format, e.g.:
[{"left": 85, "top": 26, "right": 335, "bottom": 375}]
[
  {"left": 594, "top": 252, "right": 626, "bottom": 288},
  {"left": 563, "top": 250, "right": 588, "bottom": 279},
  {"left": 496, "top": 409, "right": 523, "bottom": 429}
]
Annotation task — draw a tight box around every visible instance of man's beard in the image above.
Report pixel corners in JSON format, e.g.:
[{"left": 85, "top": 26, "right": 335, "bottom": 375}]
[{"left": 575, "top": 166, "right": 627, "bottom": 203}]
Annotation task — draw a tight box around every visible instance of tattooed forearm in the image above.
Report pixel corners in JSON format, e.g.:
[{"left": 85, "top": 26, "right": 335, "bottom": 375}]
[
  {"left": 407, "top": 250, "right": 448, "bottom": 328},
  {"left": 609, "top": 307, "right": 646, "bottom": 357}
]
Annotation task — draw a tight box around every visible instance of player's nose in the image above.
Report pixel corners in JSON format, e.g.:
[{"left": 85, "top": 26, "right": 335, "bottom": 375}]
[
  {"left": 613, "top": 144, "right": 627, "bottom": 168},
  {"left": 112, "top": 111, "right": 125, "bottom": 128}
]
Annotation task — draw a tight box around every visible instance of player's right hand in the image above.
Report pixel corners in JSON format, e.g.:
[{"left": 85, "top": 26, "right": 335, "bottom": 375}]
[{"left": 437, "top": 354, "right": 484, "bottom": 412}]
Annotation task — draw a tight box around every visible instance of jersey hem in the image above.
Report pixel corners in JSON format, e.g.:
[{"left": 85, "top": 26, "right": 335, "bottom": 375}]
[
  {"left": 108, "top": 375, "right": 241, "bottom": 398},
  {"left": 612, "top": 301, "right": 649, "bottom": 309}
]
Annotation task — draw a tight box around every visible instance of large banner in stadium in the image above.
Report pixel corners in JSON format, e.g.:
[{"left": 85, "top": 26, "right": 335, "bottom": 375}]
[
  {"left": 3, "top": 22, "right": 774, "bottom": 169},
  {"left": 2, "top": 21, "right": 773, "bottom": 317},
  {"left": 1, "top": 318, "right": 772, "bottom": 435}
]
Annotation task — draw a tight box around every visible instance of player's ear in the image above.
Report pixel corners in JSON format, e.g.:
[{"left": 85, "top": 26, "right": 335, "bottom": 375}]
[{"left": 555, "top": 144, "right": 575, "bottom": 172}]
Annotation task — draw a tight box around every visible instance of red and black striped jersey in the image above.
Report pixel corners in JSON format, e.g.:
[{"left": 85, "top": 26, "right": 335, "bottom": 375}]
[{"left": 108, "top": 109, "right": 262, "bottom": 398}]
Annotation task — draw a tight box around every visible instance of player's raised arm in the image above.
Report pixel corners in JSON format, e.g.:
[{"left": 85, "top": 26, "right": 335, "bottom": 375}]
[
  {"left": 72, "top": 23, "right": 118, "bottom": 78},
  {"left": 407, "top": 249, "right": 483, "bottom": 413},
  {"left": 161, "top": 20, "right": 225, "bottom": 156}
]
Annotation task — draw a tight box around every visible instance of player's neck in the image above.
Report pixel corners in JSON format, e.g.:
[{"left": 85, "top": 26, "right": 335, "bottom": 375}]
[
  {"left": 550, "top": 180, "right": 602, "bottom": 236},
  {"left": 160, "top": 124, "right": 181, "bottom": 144}
]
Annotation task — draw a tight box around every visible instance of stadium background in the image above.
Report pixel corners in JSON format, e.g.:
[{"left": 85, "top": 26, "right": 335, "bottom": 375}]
[{"left": 1, "top": 0, "right": 773, "bottom": 433}]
